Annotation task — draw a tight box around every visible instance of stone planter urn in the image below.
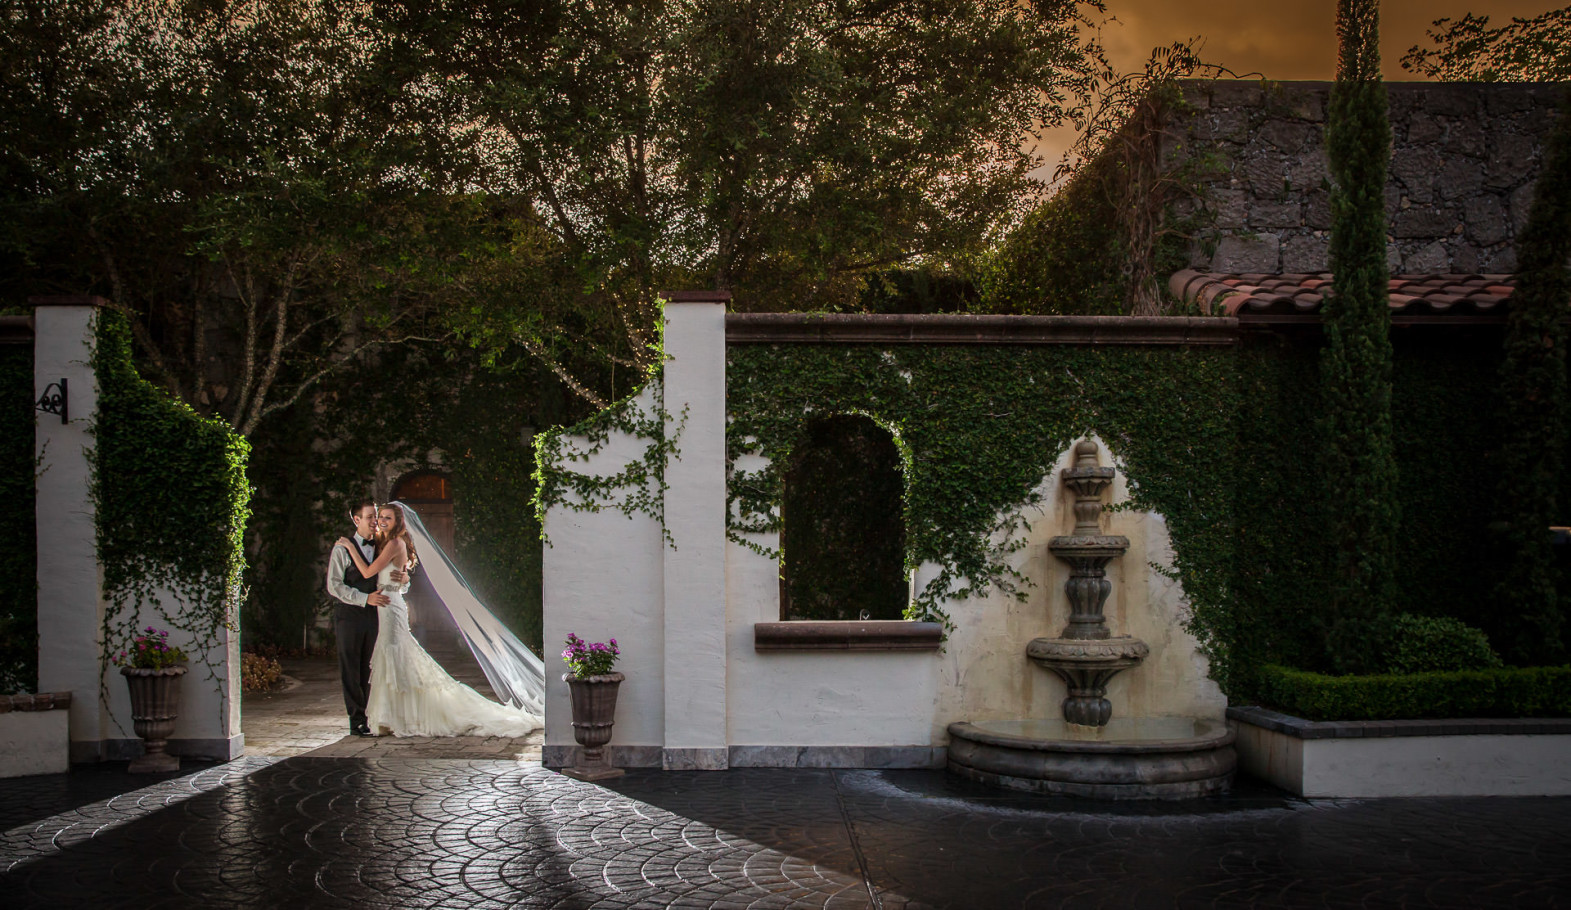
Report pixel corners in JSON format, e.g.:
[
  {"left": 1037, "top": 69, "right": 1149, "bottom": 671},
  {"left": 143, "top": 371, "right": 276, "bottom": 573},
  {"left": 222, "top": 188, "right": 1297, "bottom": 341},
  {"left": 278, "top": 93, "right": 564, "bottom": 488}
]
[
  {"left": 120, "top": 665, "right": 186, "bottom": 773},
  {"left": 562, "top": 672, "right": 625, "bottom": 782}
]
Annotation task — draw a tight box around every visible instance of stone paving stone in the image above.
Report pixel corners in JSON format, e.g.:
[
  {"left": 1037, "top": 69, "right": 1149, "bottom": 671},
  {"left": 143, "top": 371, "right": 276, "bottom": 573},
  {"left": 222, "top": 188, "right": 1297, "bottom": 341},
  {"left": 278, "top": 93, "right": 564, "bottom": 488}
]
[
  {"left": 3, "top": 756, "right": 1568, "bottom": 908},
  {"left": 245, "top": 654, "right": 543, "bottom": 762},
  {"left": 3, "top": 657, "right": 1567, "bottom": 908}
]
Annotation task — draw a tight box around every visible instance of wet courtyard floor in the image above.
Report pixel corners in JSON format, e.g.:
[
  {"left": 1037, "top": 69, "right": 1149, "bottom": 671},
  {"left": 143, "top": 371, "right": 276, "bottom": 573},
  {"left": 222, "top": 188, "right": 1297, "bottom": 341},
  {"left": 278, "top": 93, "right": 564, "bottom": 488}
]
[
  {"left": 2, "top": 657, "right": 1567, "bottom": 908},
  {"left": 5, "top": 756, "right": 1570, "bottom": 908}
]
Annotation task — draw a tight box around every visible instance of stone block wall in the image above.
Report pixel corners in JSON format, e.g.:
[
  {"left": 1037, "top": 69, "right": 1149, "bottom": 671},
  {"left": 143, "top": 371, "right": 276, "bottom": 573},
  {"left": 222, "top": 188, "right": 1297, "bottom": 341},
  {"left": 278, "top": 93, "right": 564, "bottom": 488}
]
[{"left": 1165, "top": 81, "right": 1560, "bottom": 275}]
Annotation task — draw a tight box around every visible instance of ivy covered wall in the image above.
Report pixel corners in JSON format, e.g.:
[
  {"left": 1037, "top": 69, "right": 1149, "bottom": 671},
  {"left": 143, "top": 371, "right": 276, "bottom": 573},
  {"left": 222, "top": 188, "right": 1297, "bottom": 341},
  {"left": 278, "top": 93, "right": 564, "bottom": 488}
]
[
  {"left": 92, "top": 311, "right": 251, "bottom": 677},
  {"left": 0, "top": 343, "right": 36, "bottom": 693},
  {"left": 727, "top": 343, "right": 1241, "bottom": 669},
  {"left": 728, "top": 330, "right": 1554, "bottom": 696}
]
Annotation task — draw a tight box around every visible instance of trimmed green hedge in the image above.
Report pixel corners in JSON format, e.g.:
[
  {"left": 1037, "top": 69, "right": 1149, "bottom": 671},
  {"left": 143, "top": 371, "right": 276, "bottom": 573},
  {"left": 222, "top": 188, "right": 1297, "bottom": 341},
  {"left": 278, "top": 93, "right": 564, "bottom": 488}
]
[
  {"left": 1385, "top": 614, "right": 1502, "bottom": 674},
  {"left": 1257, "top": 664, "right": 1571, "bottom": 721}
]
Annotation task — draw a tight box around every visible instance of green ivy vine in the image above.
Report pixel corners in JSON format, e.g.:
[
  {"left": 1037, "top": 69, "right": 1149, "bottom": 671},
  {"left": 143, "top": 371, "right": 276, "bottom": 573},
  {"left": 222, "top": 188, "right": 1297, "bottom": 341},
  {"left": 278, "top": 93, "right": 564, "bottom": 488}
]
[
  {"left": 90, "top": 310, "right": 251, "bottom": 708},
  {"left": 533, "top": 353, "right": 685, "bottom": 548},
  {"left": 726, "top": 344, "right": 1241, "bottom": 645}
]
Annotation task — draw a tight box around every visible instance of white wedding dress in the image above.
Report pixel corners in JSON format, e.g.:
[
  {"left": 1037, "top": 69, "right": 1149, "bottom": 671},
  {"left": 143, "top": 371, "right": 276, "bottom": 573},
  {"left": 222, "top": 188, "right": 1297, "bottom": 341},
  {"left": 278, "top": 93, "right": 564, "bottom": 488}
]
[{"left": 365, "top": 559, "right": 543, "bottom": 738}]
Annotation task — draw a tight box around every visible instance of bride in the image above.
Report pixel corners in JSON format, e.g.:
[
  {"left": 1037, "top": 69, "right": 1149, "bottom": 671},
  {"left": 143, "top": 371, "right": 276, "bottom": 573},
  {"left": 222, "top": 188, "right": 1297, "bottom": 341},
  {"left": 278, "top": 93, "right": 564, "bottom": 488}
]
[{"left": 335, "top": 503, "right": 543, "bottom": 738}]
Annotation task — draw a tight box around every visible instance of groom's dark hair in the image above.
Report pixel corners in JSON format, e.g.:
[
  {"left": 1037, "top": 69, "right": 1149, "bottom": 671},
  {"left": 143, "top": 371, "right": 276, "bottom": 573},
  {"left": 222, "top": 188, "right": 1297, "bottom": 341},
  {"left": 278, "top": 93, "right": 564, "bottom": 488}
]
[{"left": 350, "top": 498, "right": 377, "bottom": 517}]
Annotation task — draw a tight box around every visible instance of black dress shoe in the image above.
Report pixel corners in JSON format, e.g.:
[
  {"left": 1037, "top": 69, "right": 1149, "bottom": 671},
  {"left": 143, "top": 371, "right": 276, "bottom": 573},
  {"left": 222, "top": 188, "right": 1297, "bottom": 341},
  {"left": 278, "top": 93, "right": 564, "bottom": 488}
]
[{"left": 350, "top": 724, "right": 370, "bottom": 736}]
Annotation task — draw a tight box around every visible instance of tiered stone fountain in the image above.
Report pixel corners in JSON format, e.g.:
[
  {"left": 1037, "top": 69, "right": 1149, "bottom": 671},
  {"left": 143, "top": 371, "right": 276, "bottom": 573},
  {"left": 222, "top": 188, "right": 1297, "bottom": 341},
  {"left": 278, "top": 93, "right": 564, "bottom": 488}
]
[{"left": 947, "top": 440, "right": 1236, "bottom": 799}]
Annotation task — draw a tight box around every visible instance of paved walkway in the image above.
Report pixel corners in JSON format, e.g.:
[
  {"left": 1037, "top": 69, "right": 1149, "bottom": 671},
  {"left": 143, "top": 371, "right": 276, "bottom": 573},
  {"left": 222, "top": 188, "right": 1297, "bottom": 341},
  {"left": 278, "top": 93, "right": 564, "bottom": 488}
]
[
  {"left": 245, "top": 648, "right": 542, "bottom": 761},
  {"left": 1, "top": 652, "right": 1568, "bottom": 908}
]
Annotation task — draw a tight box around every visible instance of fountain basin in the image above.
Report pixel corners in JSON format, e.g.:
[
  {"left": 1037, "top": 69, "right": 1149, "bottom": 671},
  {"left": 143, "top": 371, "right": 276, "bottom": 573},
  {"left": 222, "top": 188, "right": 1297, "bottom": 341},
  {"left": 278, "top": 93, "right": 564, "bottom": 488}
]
[{"left": 946, "top": 717, "right": 1236, "bottom": 799}]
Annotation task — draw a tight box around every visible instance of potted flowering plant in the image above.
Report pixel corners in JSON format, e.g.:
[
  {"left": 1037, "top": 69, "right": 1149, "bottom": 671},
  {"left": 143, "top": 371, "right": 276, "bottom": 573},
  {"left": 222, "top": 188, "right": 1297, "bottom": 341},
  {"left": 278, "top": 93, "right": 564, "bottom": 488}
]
[
  {"left": 115, "top": 626, "right": 188, "bottom": 773},
  {"left": 561, "top": 633, "right": 623, "bottom": 781}
]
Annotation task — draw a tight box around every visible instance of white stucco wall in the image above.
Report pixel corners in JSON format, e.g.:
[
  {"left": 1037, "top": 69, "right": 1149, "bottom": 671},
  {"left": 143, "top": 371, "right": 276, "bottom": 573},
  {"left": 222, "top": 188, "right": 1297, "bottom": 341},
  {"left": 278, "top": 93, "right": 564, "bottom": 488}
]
[
  {"left": 660, "top": 302, "right": 729, "bottom": 768},
  {"left": 33, "top": 305, "right": 107, "bottom": 761},
  {"left": 0, "top": 710, "right": 70, "bottom": 778},
  {"left": 541, "top": 313, "right": 1225, "bottom": 763},
  {"left": 98, "top": 593, "right": 241, "bottom": 759},
  {"left": 542, "top": 384, "right": 669, "bottom": 758},
  {"left": 1236, "top": 722, "right": 1571, "bottom": 797},
  {"left": 724, "top": 531, "right": 940, "bottom": 747},
  {"left": 721, "top": 435, "right": 1224, "bottom": 751},
  {"left": 34, "top": 303, "right": 240, "bottom": 762},
  {"left": 1302, "top": 734, "right": 1571, "bottom": 797}
]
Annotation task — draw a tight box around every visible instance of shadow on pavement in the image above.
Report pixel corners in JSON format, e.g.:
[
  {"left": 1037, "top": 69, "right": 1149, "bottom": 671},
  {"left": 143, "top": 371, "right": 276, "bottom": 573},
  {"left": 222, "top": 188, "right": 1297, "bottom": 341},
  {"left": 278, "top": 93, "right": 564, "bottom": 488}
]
[{"left": 0, "top": 759, "right": 207, "bottom": 833}]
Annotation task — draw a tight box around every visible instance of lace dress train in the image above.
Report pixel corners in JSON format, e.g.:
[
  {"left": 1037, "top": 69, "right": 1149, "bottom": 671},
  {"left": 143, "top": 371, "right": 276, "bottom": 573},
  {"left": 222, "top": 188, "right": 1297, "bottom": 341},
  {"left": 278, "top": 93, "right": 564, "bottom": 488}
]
[{"left": 365, "top": 565, "right": 542, "bottom": 738}]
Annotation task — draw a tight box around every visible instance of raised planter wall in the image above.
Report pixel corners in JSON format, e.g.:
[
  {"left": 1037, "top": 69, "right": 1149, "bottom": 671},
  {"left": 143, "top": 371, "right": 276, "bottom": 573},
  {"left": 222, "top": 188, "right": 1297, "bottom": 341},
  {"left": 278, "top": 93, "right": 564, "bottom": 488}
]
[
  {"left": 0, "top": 693, "right": 71, "bottom": 778},
  {"left": 1229, "top": 706, "right": 1571, "bottom": 797}
]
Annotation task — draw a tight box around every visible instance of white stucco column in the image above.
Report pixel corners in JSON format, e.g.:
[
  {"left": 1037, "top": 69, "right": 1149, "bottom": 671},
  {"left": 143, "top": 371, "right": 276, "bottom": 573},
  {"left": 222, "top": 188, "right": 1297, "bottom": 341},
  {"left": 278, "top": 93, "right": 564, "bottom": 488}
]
[
  {"left": 541, "top": 383, "right": 669, "bottom": 769},
  {"left": 31, "top": 298, "right": 106, "bottom": 763},
  {"left": 32, "top": 297, "right": 242, "bottom": 763},
  {"left": 659, "top": 292, "right": 730, "bottom": 770}
]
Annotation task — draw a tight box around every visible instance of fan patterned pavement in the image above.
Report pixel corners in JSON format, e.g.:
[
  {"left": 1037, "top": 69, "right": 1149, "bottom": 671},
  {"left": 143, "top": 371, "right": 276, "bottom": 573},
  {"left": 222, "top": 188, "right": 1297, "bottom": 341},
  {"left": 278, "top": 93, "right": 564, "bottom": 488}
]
[{"left": 2, "top": 755, "right": 1569, "bottom": 909}]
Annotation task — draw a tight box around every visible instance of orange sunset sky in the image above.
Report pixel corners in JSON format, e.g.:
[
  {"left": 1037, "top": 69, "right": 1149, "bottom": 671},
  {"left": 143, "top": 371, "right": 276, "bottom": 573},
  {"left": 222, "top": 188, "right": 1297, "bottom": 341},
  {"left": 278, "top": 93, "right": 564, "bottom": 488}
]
[{"left": 1035, "top": 0, "right": 1560, "bottom": 173}]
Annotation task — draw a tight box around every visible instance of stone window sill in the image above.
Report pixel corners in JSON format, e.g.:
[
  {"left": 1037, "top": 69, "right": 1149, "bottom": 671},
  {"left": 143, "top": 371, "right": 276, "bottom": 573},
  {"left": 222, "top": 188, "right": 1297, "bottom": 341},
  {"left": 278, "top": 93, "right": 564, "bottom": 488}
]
[{"left": 753, "top": 621, "right": 942, "bottom": 652}]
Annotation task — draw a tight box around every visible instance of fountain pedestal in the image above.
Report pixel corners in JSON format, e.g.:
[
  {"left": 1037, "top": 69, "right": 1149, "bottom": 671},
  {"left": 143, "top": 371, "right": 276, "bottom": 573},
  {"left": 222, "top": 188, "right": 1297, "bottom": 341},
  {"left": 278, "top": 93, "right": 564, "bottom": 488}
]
[
  {"left": 1026, "top": 637, "right": 1150, "bottom": 726},
  {"left": 947, "top": 439, "right": 1234, "bottom": 798},
  {"left": 1028, "top": 444, "right": 1147, "bottom": 728}
]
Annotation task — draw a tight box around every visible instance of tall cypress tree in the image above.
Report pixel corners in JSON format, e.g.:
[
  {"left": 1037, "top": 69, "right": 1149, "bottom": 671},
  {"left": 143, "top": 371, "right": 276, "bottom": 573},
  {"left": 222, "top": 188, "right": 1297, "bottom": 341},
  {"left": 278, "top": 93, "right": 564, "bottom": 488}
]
[
  {"left": 1494, "top": 91, "right": 1571, "bottom": 666},
  {"left": 1321, "top": 0, "right": 1399, "bottom": 674}
]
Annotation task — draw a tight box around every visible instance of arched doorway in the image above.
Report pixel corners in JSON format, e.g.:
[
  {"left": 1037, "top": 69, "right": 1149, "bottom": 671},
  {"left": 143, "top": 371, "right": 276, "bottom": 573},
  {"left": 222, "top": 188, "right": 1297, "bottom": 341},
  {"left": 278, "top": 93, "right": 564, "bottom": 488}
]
[{"left": 391, "top": 471, "right": 456, "bottom": 647}]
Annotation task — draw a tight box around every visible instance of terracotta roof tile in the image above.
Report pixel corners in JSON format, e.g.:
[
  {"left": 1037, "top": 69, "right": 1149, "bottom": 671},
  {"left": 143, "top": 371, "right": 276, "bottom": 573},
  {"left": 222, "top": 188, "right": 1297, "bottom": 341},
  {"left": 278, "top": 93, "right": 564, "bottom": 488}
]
[{"left": 1169, "top": 270, "right": 1526, "bottom": 322}]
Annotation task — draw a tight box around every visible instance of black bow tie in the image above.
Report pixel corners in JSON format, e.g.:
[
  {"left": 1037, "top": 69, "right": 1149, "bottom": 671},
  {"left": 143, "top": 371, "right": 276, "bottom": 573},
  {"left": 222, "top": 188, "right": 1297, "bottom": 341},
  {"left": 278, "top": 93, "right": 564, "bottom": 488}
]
[{"left": 356, "top": 538, "right": 374, "bottom": 548}]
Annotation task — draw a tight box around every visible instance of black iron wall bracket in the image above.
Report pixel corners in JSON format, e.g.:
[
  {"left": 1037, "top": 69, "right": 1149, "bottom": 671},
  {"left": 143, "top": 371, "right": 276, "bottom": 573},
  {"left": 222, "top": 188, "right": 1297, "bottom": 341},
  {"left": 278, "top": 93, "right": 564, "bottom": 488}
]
[{"left": 36, "top": 378, "right": 67, "bottom": 423}]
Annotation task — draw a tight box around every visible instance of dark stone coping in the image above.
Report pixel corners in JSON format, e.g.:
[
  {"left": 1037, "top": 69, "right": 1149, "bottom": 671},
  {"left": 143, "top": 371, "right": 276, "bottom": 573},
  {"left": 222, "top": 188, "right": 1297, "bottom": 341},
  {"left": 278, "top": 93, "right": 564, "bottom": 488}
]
[
  {"left": 0, "top": 692, "right": 73, "bottom": 713},
  {"left": 0, "top": 314, "right": 32, "bottom": 344},
  {"left": 753, "top": 620, "right": 943, "bottom": 652},
  {"left": 662, "top": 290, "right": 731, "bottom": 303},
  {"left": 544, "top": 744, "right": 663, "bottom": 769},
  {"left": 729, "top": 744, "right": 945, "bottom": 769},
  {"left": 947, "top": 720, "right": 1234, "bottom": 755},
  {"left": 726, "top": 313, "right": 1240, "bottom": 346},
  {"left": 1228, "top": 705, "right": 1571, "bottom": 739},
  {"left": 26, "top": 295, "right": 109, "bottom": 307}
]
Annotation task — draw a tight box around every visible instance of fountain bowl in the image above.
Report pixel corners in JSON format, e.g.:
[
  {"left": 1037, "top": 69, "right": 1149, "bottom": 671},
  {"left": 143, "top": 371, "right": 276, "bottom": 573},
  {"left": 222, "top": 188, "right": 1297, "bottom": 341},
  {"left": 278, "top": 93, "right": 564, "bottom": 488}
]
[{"left": 946, "top": 717, "right": 1236, "bottom": 799}]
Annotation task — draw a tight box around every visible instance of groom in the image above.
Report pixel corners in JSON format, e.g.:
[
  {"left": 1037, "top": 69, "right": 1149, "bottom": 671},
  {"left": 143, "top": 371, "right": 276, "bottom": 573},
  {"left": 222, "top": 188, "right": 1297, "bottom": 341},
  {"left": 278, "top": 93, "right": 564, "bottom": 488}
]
[{"left": 326, "top": 500, "right": 406, "bottom": 736}]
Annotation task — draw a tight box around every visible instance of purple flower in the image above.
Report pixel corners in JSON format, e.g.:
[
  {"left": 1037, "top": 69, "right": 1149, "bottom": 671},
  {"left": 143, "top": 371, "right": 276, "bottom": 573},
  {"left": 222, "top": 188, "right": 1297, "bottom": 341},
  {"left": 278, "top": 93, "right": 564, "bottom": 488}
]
[{"left": 562, "top": 632, "right": 621, "bottom": 678}]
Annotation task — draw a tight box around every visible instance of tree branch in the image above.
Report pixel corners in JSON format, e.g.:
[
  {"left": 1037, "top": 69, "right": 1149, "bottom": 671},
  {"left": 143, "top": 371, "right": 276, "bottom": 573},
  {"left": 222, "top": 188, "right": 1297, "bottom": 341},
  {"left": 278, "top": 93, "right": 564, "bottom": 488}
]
[
  {"left": 517, "top": 335, "right": 607, "bottom": 410},
  {"left": 239, "top": 254, "right": 301, "bottom": 436}
]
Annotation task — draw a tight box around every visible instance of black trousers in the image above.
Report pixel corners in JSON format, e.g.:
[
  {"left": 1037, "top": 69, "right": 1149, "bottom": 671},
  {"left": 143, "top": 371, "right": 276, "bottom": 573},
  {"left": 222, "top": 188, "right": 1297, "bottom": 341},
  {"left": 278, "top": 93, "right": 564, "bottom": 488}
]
[{"left": 335, "top": 603, "right": 379, "bottom": 726}]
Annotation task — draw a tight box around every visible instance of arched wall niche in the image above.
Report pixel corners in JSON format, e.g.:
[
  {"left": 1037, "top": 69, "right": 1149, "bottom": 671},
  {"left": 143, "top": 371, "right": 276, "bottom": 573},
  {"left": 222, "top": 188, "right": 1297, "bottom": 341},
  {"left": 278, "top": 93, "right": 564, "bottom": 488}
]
[{"left": 778, "top": 413, "right": 908, "bottom": 621}]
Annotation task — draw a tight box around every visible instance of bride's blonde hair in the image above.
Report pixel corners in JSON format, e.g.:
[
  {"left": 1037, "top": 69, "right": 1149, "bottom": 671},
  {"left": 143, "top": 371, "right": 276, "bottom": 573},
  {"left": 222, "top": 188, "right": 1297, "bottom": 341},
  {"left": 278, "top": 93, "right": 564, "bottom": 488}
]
[{"left": 375, "top": 505, "right": 418, "bottom": 569}]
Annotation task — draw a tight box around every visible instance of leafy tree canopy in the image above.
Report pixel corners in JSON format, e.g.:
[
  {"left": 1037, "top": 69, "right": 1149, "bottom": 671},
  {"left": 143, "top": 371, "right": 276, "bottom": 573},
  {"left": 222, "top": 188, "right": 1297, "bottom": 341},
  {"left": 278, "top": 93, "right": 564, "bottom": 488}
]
[
  {"left": 373, "top": 0, "right": 1097, "bottom": 405},
  {"left": 3, "top": 0, "right": 1101, "bottom": 415},
  {"left": 1, "top": 0, "right": 507, "bottom": 435},
  {"left": 1401, "top": 6, "right": 1571, "bottom": 82}
]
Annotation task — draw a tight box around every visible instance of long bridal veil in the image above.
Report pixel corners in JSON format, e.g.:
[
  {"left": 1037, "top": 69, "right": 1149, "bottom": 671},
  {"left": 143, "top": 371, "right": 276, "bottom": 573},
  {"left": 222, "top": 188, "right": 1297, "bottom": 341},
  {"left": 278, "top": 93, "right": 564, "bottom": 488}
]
[{"left": 393, "top": 501, "right": 546, "bottom": 717}]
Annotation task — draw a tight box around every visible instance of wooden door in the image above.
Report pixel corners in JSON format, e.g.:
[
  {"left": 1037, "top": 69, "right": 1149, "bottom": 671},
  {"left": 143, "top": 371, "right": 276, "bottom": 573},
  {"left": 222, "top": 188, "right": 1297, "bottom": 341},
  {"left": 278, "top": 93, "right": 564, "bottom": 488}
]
[{"left": 391, "top": 472, "right": 456, "bottom": 646}]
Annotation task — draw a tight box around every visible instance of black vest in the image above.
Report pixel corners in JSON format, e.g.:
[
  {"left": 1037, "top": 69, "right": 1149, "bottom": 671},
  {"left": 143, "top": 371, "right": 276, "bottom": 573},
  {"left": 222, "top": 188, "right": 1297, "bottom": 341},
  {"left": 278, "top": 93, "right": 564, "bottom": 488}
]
[{"left": 344, "top": 544, "right": 378, "bottom": 595}]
